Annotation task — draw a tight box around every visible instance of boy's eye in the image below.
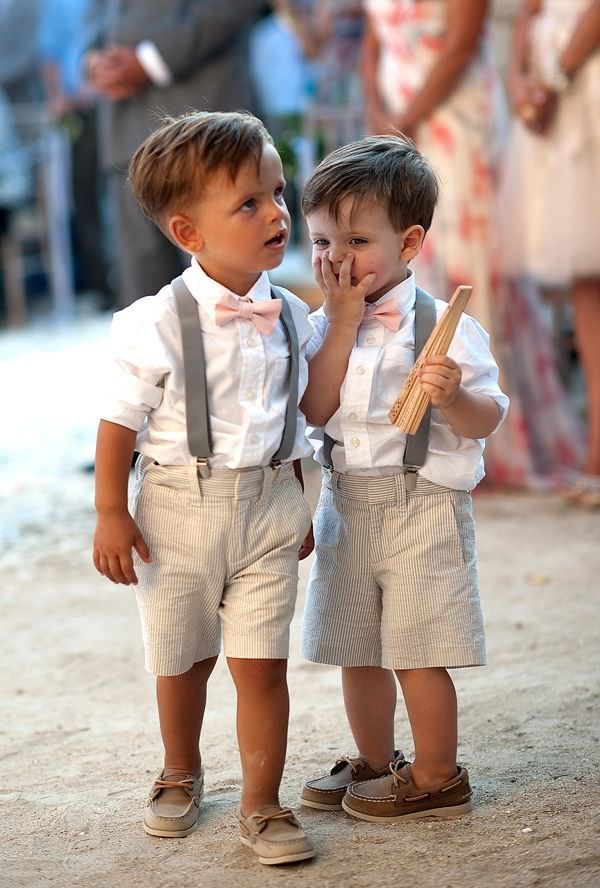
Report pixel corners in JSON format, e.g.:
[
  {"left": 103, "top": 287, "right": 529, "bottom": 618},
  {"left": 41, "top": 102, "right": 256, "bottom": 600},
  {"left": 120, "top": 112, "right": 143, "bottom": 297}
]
[
  {"left": 274, "top": 185, "right": 286, "bottom": 201},
  {"left": 350, "top": 238, "right": 368, "bottom": 246},
  {"left": 240, "top": 198, "right": 256, "bottom": 211},
  {"left": 312, "top": 239, "right": 329, "bottom": 248}
]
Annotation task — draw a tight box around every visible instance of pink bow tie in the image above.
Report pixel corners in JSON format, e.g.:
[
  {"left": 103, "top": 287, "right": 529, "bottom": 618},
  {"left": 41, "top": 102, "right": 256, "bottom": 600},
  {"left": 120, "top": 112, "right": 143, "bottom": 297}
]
[
  {"left": 214, "top": 293, "right": 281, "bottom": 336},
  {"left": 362, "top": 298, "right": 401, "bottom": 331}
]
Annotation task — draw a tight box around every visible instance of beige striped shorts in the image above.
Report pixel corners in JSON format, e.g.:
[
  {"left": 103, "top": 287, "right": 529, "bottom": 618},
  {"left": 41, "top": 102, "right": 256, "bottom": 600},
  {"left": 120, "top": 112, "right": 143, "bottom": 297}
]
[
  {"left": 301, "top": 471, "right": 486, "bottom": 670},
  {"left": 131, "top": 458, "right": 312, "bottom": 676}
]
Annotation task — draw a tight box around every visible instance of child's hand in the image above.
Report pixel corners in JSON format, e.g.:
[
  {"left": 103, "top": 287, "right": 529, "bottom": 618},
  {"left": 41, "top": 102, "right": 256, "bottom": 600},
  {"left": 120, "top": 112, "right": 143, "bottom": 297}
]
[
  {"left": 93, "top": 511, "right": 151, "bottom": 585},
  {"left": 299, "top": 523, "right": 314, "bottom": 561},
  {"left": 314, "top": 253, "right": 376, "bottom": 330},
  {"left": 418, "top": 355, "right": 462, "bottom": 408}
]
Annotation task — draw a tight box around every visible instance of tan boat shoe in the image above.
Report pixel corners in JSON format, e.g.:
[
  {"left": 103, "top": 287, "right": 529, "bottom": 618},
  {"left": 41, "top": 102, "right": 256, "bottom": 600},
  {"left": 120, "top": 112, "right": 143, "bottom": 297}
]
[
  {"left": 238, "top": 805, "right": 315, "bottom": 865},
  {"left": 300, "top": 750, "right": 406, "bottom": 810},
  {"left": 342, "top": 760, "right": 472, "bottom": 822},
  {"left": 143, "top": 768, "right": 204, "bottom": 837}
]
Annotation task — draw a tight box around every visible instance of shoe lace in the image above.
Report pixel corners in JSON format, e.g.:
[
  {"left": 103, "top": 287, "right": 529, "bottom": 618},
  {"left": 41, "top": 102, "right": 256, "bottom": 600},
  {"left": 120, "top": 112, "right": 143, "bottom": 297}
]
[
  {"left": 331, "top": 754, "right": 365, "bottom": 776},
  {"left": 253, "top": 808, "right": 299, "bottom": 833},
  {"left": 152, "top": 776, "right": 197, "bottom": 799},
  {"left": 389, "top": 758, "right": 409, "bottom": 787}
]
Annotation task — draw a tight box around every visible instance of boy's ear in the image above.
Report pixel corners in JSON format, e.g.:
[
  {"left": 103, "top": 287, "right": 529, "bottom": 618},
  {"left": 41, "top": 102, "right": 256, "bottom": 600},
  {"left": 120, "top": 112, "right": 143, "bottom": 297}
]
[
  {"left": 167, "top": 214, "right": 205, "bottom": 253},
  {"left": 399, "top": 224, "right": 425, "bottom": 261}
]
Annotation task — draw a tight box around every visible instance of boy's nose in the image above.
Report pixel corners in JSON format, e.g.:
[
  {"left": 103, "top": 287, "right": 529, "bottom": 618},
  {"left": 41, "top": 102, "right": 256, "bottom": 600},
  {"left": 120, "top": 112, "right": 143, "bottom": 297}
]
[
  {"left": 269, "top": 199, "right": 287, "bottom": 222},
  {"left": 327, "top": 247, "right": 344, "bottom": 267}
]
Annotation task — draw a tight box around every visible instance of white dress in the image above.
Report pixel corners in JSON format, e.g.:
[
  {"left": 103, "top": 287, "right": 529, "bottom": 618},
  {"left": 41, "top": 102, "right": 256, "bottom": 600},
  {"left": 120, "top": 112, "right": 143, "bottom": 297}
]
[{"left": 501, "top": 0, "right": 600, "bottom": 287}]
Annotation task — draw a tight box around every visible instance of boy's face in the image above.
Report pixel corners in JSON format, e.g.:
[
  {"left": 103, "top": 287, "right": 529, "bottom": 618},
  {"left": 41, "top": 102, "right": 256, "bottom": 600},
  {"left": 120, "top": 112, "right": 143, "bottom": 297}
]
[
  {"left": 306, "top": 199, "right": 423, "bottom": 303},
  {"left": 170, "top": 142, "right": 290, "bottom": 295}
]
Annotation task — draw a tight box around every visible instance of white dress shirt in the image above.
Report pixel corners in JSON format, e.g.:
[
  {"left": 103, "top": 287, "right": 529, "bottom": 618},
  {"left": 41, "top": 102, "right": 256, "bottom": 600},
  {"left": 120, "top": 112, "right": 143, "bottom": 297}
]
[
  {"left": 306, "top": 271, "right": 509, "bottom": 491},
  {"left": 100, "top": 258, "right": 313, "bottom": 468}
]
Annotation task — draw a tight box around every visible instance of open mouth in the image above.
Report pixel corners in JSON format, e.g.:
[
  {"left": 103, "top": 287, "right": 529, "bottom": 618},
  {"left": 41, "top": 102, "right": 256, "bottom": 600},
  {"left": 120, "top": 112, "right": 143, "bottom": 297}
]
[{"left": 265, "top": 231, "right": 287, "bottom": 248}]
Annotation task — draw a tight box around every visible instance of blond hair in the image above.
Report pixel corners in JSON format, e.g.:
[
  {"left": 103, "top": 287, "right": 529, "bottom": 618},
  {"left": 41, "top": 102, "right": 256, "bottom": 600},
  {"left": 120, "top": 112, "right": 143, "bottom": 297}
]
[{"left": 128, "top": 110, "right": 273, "bottom": 225}]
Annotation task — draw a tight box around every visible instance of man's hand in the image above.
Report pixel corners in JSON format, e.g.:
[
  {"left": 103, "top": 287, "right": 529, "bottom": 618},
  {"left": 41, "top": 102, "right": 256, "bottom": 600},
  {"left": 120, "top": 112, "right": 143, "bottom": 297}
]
[
  {"left": 87, "top": 46, "right": 150, "bottom": 101},
  {"left": 418, "top": 355, "right": 462, "bottom": 408},
  {"left": 93, "top": 511, "right": 151, "bottom": 585},
  {"left": 314, "top": 253, "right": 376, "bottom": 331}
]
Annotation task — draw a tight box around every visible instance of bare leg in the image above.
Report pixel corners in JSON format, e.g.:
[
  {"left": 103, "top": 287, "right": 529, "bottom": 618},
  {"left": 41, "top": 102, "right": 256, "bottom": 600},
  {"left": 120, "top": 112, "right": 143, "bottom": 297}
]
[
  {"left": 342, "top": 666, "right": 397, "bottom": 770},
  {"left": 572, "top": 278, "right": 600, "bottom": 475},
  {"left": 395, "top": 667, "right": 457, "bottom": 788},
  {"left": 227, "top": 658, "right": 289, "bottom": 816},
  {"left": 156, "top": 655, "right": 218, "bottom": 776}
]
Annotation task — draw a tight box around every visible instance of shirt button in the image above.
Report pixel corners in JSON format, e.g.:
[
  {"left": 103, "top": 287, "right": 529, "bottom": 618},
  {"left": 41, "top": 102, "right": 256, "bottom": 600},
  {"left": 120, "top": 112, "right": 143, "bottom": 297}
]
[
  {"left": 365, "top": 335, "right": 376, "bottom": 345},
  {"left": 348, "top": 412, "right": 358, "bottom": 421},
  {"left": 355, "top": 365, "right": 366, "bottom": 375},
  {"left": 246, "top": 337, "right": 257, "bottom": 347},
  {"left": 249, "top": 433, "right": 259, "bottom": 444},
  {"left": 245, "top": 389, "right": 255, "bottom": 400},
  {"left": 351, "top": 437, "right": 361, "bottom": 448}
]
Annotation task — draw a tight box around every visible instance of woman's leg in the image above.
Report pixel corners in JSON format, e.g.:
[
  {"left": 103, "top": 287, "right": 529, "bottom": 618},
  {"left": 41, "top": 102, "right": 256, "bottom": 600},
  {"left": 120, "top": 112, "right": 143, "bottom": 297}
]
[
  {"left": 572, "top": 278, "right": 600, "bottom": 475},
  {"left": 342, "top": 666, "right": 397, "bottom": 769},
  {"left": 156, "top": 655, "right": 218, "bottom": 776},
  {"left": 395, "top": 667, "right": 457, "bottom": 788},
  {"left": 227, "top": 657, "right": 289, "bottom": 816}
]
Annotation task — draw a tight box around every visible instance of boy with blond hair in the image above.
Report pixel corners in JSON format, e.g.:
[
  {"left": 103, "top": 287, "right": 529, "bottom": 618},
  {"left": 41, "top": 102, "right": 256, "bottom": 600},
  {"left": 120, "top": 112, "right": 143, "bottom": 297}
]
[
  {"left": 93, "top": 110, "right": 315, "bottom": 864},
  {"left": 299, "top": 135, "right": 509, "bottom": 820}
]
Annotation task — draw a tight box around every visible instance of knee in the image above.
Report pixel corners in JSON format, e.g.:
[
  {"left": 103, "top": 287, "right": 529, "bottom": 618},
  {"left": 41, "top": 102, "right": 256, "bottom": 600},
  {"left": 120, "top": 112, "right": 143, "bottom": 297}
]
[{"left": 228, "top": 657, "right": 287, "bottom": 691}]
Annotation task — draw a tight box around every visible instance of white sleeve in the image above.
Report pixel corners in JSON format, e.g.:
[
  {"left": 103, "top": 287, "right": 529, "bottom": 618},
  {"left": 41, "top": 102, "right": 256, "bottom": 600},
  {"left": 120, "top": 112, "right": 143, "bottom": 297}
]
[
  {"left": 449, "top": 314, "right": 510, "bottom": 434},
  {"left": 99, "top": 301, "right": 170, "bottom": 431},
  {"left": 305, "top": 309, "right": 329, "bottom": 362}
]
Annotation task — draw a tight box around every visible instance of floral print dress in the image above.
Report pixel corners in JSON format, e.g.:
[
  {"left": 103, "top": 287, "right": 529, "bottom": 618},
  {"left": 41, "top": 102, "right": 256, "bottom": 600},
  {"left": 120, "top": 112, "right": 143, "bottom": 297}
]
[{"left": 364, "top": 0, "right": 583, "bottom": 487}]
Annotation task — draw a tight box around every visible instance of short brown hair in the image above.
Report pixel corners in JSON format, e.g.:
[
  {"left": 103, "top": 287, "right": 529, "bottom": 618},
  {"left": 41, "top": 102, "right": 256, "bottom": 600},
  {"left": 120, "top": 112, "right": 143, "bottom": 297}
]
[
  {"left": 301, "top": 135, "right": 438, "bottom": 232},
  {"left": 128, "top": 110, "right": 273, "bottom": 225}
]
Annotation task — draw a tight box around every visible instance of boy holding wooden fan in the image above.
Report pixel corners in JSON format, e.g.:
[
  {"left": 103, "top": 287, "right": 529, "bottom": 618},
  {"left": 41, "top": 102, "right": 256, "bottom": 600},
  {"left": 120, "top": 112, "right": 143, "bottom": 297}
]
[{"left": 299, "top": 135, "right": 509, "bottom": 821}]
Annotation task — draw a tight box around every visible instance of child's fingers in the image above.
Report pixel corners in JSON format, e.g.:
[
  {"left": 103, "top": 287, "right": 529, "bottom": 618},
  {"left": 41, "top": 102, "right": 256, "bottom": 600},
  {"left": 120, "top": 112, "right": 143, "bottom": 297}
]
[
  {"left": 423, "top": 355, "right": 459, "bottom": 371},
  {"left": 312, "top": 256, "right": 326, "bottom": 291},
  {"left": 320, "top": 255, "right": 339, "bottom": 290},
  {"left": 355, "top": 272, "right": 377, "bottom": 298},
  {"left": 419, "top": 375, "right": 446, "bottom": 393},
  {"left": 134, "top": 533, "right": 152, "bottom": 563},
  {"left": 338, "top": 253, "right": 353, "bottom": 290}
]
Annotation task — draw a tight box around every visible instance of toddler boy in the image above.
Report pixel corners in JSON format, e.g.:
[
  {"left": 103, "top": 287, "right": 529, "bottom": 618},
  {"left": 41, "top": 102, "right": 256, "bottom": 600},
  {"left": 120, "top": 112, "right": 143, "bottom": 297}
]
[
  {"left": 299, "top": 135, "right": 509, "bottom": 820},
  {"left": 93, "top": 111, "right": 315, "bottom": 863}
]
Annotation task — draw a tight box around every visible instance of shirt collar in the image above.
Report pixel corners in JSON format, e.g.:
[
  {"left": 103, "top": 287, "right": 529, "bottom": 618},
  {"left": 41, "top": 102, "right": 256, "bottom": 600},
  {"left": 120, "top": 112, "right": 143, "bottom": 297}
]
[{"left": 181, "top": 258, "right": 272, "bottom": 315}]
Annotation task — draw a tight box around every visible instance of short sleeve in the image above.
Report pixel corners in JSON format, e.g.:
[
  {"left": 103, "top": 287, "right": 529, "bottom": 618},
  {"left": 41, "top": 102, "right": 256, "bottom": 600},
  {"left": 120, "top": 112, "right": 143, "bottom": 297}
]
[
  {"left": 305, "top": 308, "right": 328, "bottom": 362},
  {"left": 99, "top": 299, "right": 172, "bottom": 431},
  {"left": 449, "top": 314, "right": 510, "bottom": 434}
]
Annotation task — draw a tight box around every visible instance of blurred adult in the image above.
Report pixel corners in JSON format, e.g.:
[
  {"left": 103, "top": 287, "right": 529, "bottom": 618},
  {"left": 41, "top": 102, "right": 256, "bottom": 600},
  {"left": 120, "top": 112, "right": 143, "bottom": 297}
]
[
  {"left": 0, "top": 0, "right": 41, "bottom": 104},
  {"left": 284, "top": 0, "right": 366, "bottom": 152},
  {"left": 40, "top": 0, "right": 112, "bottom": 306},
  {"left": 85, "top": 0, "right": 265, "bottom": 308},
  {"left": 361, "top": 0, "right": 582, "bottom": 487},
  {"left": 502, "top": 0, "right": 600, "bottom": 505}
]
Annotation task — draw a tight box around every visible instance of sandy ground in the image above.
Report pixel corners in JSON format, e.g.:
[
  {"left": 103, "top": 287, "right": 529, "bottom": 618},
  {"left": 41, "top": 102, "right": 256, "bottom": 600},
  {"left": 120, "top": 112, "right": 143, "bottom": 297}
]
[{"left": 1, "top": 314, "right": 600, "bottom": 888}]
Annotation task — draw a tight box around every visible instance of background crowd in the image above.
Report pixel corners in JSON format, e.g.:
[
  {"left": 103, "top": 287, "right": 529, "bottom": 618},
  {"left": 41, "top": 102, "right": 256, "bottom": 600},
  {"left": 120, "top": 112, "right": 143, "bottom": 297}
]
[{"left": 1, "top": 0, "right": 599, "bottom": 500}]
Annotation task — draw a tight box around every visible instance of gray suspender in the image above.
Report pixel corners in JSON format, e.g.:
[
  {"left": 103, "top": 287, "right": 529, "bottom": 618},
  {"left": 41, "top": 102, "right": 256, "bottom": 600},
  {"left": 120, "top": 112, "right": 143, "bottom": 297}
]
[
  {"left": 173, "top": 276, "right": 298, "bottom": 476},
  {"left": 271, "top": 286, "right": 299, "bottom": 464},
  {"left": 322, "top": 287, "right": 437, "bottom": 482},
  {"left": 403, "top": 286, "right": 437, "bottom": 471},
  {"left": 173, "top": 277, "right": 212, "bottom": 470}
]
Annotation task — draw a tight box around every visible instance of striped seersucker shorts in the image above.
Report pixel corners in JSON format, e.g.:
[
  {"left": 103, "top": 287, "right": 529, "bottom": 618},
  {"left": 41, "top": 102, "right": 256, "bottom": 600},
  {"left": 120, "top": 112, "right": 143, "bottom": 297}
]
[
  {"left": 301, "top": 470, "right": 486, "bottom": 670},
  {"left": 131, "top": 458, "right": 312, "bottom": 676}
]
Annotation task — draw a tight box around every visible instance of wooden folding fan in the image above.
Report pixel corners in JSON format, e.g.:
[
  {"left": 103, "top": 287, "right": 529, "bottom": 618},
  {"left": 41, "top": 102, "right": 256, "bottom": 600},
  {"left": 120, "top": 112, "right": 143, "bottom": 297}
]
[{"left": 388, "top": 285, "right": 472, "bottom": 435}]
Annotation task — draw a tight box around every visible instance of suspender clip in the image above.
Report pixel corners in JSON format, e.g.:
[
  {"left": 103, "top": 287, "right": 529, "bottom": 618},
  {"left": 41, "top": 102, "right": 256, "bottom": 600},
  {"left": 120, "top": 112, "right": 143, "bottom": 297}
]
[
  {"left": 402, "top": 466, "right": 419, "bottom": 493},
  {"left": 196, "top": 457, "right": 211, "bottom": 480}
]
